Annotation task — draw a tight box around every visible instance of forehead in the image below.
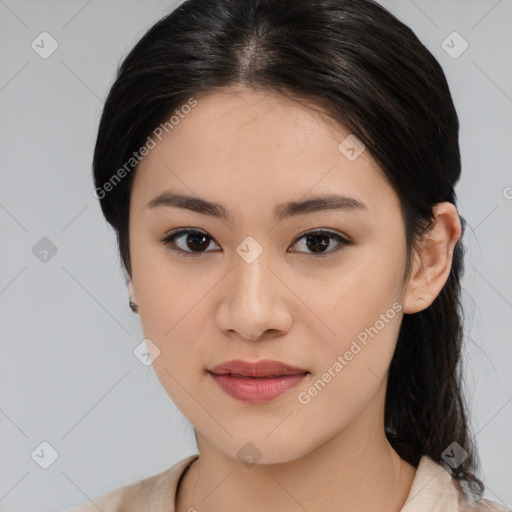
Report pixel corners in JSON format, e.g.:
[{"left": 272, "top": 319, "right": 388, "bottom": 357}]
[
  {"left": 151, "top": 87, "right": 352, "bottom": 161},
  {"left": 131, "top": 87, "right": 398, "bottom": 221}
]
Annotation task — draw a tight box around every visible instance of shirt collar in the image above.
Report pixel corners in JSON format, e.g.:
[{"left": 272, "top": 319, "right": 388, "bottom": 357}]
[{"left": 400, "top": 455, "right": 459, "bottom": 511}]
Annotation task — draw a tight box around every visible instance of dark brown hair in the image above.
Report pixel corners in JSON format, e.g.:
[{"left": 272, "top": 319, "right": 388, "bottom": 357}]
[{"left": 93, "top": 0, "right": 483, "bottom": 497}]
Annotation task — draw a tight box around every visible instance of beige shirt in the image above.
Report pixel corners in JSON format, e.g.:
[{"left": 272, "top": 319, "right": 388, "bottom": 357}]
[{"left": 66, "top": 454, "right": 509, "bottom": 511}]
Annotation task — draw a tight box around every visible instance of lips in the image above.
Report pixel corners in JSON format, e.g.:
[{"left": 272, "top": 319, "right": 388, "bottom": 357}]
[
  {"left": 208, "top": 359, "right": 308, "bottom": 378},
  {"left": 208, "top": 359, "right": 309, "bottom": 403}
]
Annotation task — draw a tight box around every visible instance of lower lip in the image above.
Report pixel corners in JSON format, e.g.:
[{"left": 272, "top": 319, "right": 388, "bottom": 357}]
[{"left": 209, "top": 372, "right": 307, "bottom": 403}]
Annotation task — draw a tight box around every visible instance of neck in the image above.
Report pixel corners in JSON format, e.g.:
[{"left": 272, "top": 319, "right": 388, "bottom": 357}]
[{"left": 176, "top": 386, "right": 416, "bottom": 512}]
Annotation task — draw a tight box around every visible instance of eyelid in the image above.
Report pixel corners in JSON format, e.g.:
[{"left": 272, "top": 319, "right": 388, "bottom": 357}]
[
  {"left": 289, "top": 229, "right": 351, "bottom": 259},
  {"left": 161, "top": 228, "right": 220, "bottom": 258},
  {"left": 160, "top": 227, "right": 352, "bottom": 258}
]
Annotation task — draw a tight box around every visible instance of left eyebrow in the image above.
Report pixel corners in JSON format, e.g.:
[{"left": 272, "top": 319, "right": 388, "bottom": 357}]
[{"left": 145, "top": 191, "right": 369, "bottom": 224}]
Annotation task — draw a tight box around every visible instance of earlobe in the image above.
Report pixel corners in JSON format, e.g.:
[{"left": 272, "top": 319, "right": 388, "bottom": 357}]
[
  {"left": 402, "top": 202, "right": 462, "bottom": 314},
  {"left": 128, "top": 279, "right": 137, "bottom": 302},
  {"left": 127, "top": 278, "right": 139, "bottom": 313},
  {"left": 402, "top": 250, "right": 434, "bottom": 314}
]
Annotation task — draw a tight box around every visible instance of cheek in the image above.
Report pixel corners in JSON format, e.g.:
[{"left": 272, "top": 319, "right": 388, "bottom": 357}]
[
  {"left": 131, "top": 237, "right": 202, "bottom": 336},
  {"left": 295, "top": 307, "right": 402, "bottom": 445},
  {"left": 315, "top": 295, "right": 402, "bottom": 396},
  {"left": 146, "top": 308, "right": 209, "bottom": 420},
  {"left": 299, "top": 249, "right": 404, "bottom": 408},
  {"left": 308, "top": 252, "right": 404, "bottom": 352},
  {"left": 138, "top": 277, "right": 207, "bottom": 363}
]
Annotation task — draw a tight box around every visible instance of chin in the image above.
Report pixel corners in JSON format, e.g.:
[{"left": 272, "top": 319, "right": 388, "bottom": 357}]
[{"left": 215, "top": 433, "right": 315, "bottom": 467}]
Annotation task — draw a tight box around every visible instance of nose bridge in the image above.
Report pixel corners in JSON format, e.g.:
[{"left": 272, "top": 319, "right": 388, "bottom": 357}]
[
  {"left": 215, "top": 237, "right": 292, "bottom": 340},
  {"left": 231, "top": 241, "right": 274, "bottom": 311}
]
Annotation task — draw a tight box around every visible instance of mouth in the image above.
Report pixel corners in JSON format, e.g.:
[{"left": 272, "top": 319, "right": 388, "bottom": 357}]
[
  {"left": 207, "top": 359, "right": 309, "bottom": 403},
  {"left": 208, "top": 359, "right": 309, "bottom": 378}
]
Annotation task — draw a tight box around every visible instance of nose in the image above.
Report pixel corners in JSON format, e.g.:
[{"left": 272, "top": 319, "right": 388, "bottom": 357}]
[{"left": 214, "top": 249, "right": 294, "bottom": 341}]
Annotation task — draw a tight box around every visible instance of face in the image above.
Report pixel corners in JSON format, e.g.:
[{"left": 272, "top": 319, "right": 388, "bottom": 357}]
[{"left": 128, "top": 87, "right": 411, "bottom": 464}]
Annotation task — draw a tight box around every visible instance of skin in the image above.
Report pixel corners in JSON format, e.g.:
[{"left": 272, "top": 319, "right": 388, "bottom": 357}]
[{"left": 127, "top": 86, "right": 462, "bottom": 512}]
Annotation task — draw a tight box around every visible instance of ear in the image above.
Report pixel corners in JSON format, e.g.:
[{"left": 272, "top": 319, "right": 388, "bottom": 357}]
[{"left": 402, "top": 202, "right": 462, "bottom": 314}]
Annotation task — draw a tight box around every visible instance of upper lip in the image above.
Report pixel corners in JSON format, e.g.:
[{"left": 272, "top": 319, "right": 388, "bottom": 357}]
[{"left": 208, "top": 359, "right": 308, "bottom": 378}]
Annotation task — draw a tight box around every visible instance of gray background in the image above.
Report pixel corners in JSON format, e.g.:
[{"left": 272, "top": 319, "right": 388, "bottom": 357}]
[{"left": 0, "top": 0, "right": 511, "bottom": 510}]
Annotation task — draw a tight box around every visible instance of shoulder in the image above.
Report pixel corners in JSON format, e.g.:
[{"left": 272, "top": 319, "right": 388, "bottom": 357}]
[
  {"left": 64, "top": 454, "right": 199, "bottom": 512},
  {"left": 452, "top": 478, "right": 510, "bottom": 512},
  {"left": 401, "top": 456, "right": 510, "bottom": 512},
  {"left": 461, "top": 499, "right": 511, "bottom": 512}
]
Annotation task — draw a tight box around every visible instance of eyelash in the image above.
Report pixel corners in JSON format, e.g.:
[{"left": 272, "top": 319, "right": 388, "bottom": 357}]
[{"left": 160, "top": 228, "right": 351, "bottom": 259}]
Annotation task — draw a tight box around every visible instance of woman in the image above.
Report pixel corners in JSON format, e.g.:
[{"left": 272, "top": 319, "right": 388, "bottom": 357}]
[{"left": 70, "top": 0, "right": 509, "bottom": 510}]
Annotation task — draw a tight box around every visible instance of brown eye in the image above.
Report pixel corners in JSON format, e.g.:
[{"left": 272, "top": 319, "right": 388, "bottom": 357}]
[
  {"left": 161, "top": 229, "right": 220, "bottom": 257},
  {"left": 289, "top": 230, "right": 351, "bottom": 257}
]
